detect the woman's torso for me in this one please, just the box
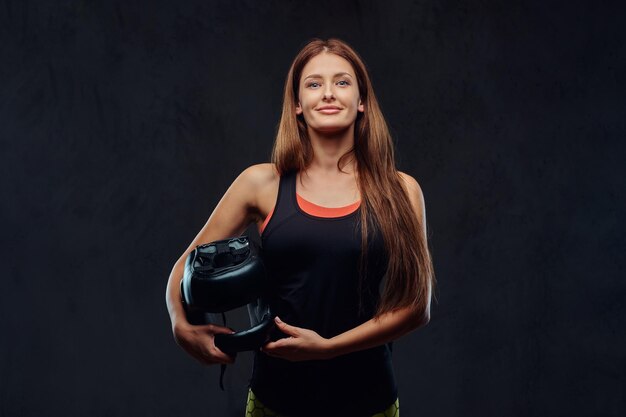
[247,165,398,417]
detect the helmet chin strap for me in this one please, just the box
[219,311,229,391]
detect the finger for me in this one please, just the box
[260,344,277,354]
[264,340,283,350]
[204,323,237,335]
[213,346,236,364]
[274,317,299,336]
[261,347,276,357]
[190,347,224,366]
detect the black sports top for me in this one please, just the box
[248,169,398,417]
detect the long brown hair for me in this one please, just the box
[270,38,435,323]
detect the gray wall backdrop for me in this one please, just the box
[1,1,624,416]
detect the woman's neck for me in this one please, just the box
[306,127,356,174]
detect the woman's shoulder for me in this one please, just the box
[240,163,280,187]
[397,170,422,194]
[239,163,280,220]
[396,170,426,225]
[397,170,425,207]
[239,163,280,206]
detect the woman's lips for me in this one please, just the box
[318,108,341,114]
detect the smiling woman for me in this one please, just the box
[294,54,364,135]
[165,37,435,417]
[241,38,434,417]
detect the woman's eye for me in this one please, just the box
[306,80,350,88]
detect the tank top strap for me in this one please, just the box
[261,170,297,240]
[281,169,297,209]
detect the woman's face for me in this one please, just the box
[296,52,364,133]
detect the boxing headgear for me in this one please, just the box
[180,235,275,390]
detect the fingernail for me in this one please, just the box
[275,316,282,322]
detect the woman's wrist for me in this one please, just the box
[170,309,190,332]
[323,338,338,359]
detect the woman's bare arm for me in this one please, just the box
[164,164,274,364]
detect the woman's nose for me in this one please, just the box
[323,85,334,100]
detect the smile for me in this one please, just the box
[318,108,342,114]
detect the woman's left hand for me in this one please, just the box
[260,316,333,361]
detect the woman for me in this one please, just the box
[165,38,435,417]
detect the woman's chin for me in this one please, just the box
[309,122,353,134]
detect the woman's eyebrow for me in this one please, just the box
[303,72,353,80]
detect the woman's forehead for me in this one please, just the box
[301,53,355,79]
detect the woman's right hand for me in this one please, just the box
[172,319,237,366]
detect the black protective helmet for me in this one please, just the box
[180,235,275,390]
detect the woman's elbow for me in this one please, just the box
[410,309,430,330]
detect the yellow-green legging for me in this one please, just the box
[245,388,399,417]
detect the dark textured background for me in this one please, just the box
[1,1,624,416]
